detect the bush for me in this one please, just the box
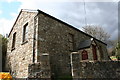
[116,56,120,60]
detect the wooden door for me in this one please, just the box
[92,45,98,60]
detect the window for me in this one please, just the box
[92,44,98,60]
[68,33,74,51]
[23,23,28,43]
[12,32,16,50]
[82,50,88,60]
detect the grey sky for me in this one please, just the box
[0,1,118,41]
[49,2,118,41]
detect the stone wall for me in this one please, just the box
[7,10,37,78]
[72,61,120,79]
[28,53,51,79]
[37,12,109,78]
[28,60,120,79]
[28,57,51,79]
[7,10,110,79]
[28,63,51,79]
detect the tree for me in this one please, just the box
[0,34,8,71]
[115,41,120,60]
[82,25,110,42]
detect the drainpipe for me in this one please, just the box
[33,10,40,63]
[70,53,73,77]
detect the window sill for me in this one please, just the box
[11,47,15,52]
[21,41,28,45]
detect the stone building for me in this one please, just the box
[6,9,110,79]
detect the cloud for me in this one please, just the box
[1,0,118,41]
[0,13,17,35]
[7,0,15,3]
[0,10,2,14]
[55,2,118,40]
[10,12,17,18]
[0,18,14,35]
[1,0,15,3]
[16,0,120,3]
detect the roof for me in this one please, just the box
[36,9,107,45]
[78,39,92,50]
[8,9,107,45]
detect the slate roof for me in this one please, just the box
[78,39,92,50]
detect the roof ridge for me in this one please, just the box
[22,9,38,12]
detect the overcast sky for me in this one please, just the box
[0,0,119,40]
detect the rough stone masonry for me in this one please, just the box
[6,9,117,79]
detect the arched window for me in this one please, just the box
[82,50,88,60]
[92,44,98,60]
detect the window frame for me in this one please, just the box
[92,44,98,60]
[68,33,74,51]
[82,50,88,60]
[11,32,16,51]
[22,22,28,44]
